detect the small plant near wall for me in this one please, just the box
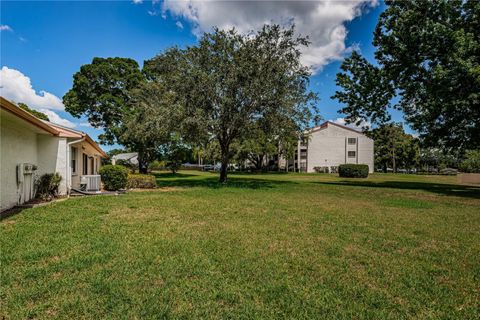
[99,165,129,191]
[338,164,369,178]
[36,173,62,201]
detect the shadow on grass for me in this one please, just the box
[314,180,480,199]
[154,172,198,179]
[153,172,295,190]
[0,207,26,221]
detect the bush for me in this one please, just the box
[459,150,480,173]
[167,161,181,173]
[36,173,62,200]
[149,160,166,171]
[127,174,157,189]
[338,164,369,178]
[99,165,128,190]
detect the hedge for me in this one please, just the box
[127,174,157,189]
[338,164,369,178]
[99,165,129,190]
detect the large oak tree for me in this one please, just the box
[63,57,156,173]
[145,25,318,182]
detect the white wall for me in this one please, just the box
[306,124,374,173]
[37,135,68,195]
[1,114,39,211]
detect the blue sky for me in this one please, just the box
[1,1,405,151]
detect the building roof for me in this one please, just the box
[112,152,138,161]
[309,121,367,135]
[0,96,107,157]
[46,122,107,157]
[0,96,60,135]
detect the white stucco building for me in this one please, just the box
[1,97,106,211]
[281,121,374,173]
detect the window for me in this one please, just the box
[348,151,356,158]
[348,138,356,145]
[83,154,88,175]
[71,147,77,174]
[90,157,94,175]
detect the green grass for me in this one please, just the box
[1,171,479,319]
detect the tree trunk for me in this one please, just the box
[219,142,230,183]
[138,149,149,174]
[219,159,228,183]
[392,147,396,173]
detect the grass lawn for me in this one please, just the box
[1,171,479,319]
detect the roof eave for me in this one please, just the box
[0,96,60,135]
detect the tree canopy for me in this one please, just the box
[333,0,480,151]
[63,57,145,145]
[145,25,318,182]
[366,123,419,172]
[64,26,318,179]
[17,103,49,121]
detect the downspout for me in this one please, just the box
[66,137,85,195]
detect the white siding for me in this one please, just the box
[306,124,374,173]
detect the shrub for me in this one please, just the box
[127,174,157,189]
[167,161,181,174]
[338,164,369,178]
[99,165,128,190]
[149,160,166,171]
[36,173,62,200]
[459,150,480,173]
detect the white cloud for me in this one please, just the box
[40,109,76,128]
[79,122,92,128]
[0,25,12,32]
[161,0,378,72]
[175,21,184,29]
[132,0,143,4]
[0,66,64,110]
[332,117,371,130]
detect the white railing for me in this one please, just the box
[81,175,101,191]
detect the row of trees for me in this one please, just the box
[64,25,318,182]
[366,123,472,173]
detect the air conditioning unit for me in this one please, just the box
[23,163,37,174]
[17,163,38,185]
